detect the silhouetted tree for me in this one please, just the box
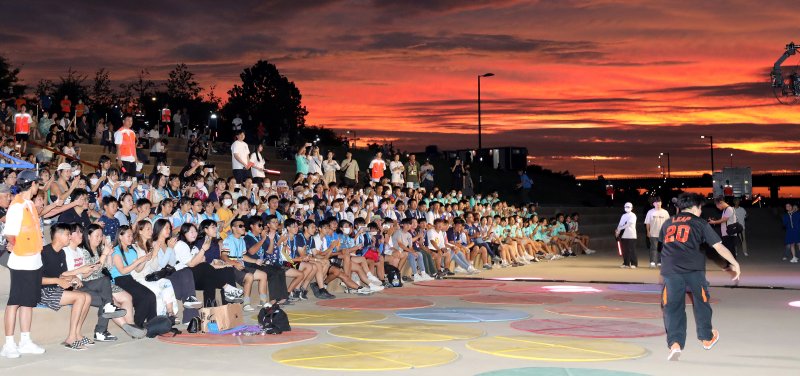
[167,63,201,102]
[225,60,308,143]
[0,55,25,100]
[90,68,114,107]
[53,67,88,103]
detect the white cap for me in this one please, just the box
[57,162,72,171]
[624,202,633,209]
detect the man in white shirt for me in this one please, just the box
[644,197,670,268]
[230,130,253,183]
[709,197,738,269]
[733,198,748,256]
[615,202,638,268]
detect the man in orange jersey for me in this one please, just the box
[13,104,32,153]
[659,193,740,361]
[2,170,46,358]
[115,115,139,178]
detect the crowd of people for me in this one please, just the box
[0,118,596,357]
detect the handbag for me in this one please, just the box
[726,210,743,235]
[145,264,176,282]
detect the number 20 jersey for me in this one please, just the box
[658,212,722,275]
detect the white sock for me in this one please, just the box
[20,332,30,343]
[5,336,14,346]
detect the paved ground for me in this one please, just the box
[1,245,798,376]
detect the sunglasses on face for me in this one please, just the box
[235,224,246,228]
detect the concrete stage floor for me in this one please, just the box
[1,248,798,376]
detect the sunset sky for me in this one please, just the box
[4,0,800,178]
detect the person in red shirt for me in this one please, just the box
[14,96,26,110]
[60,95,72,116]
[13,104,32,153]
[161,104,171,135]
[115,115,139,178]
[75,99,86,118]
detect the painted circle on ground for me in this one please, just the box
[253,310,386,326]
[607,284,663,293]
[545,305,662,319]
[397,307,529,323]
[328,323,484,342]
[384,286,480,296]
[605,293,717,305]
[510,318,664,338]
[414,279,506,288]
[466,335,648,362]
[461,294,571,305]
[496,284,602,294]
[272,341,458,371]
[316,297,434,310]
[476,367,650,376]
[157,327,317,347]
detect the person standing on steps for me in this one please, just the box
[732,199,748,257]
[615,202,638,268]
[644,196,670,268]
[660,193,740,361]
[115,115,139,179]
[2,170,47,359]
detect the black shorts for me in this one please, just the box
[15,133,28,142]
[329,255,344,269]
[121,161,137,178]
[7,268,43,307]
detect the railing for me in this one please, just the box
[0,126,99,170]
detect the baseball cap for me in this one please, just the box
[57,162,72,171]
[276,180,288,188]
[17,169,41,188]
[624,202,633,209]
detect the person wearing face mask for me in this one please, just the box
[217,194,234,239]
[615,202,638,268]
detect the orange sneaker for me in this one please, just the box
[667,342,682,361]
[702,329,719,350]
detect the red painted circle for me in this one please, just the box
[383,287,480,296]
[414,280,505,288]
[317,297,434,310]
[461,294,571,305]
[605,293,717,305]
[546,305,662,319]
[511,318,664,338]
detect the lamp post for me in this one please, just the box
[478,73,494,151]
[660,152,671,178]
[591,157,596,178]
[700,135,714,174]
[346,130,357,149]
[730,153,733,168]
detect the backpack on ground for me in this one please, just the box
[145,315,180,338]
[384,263,402,287]
[258,304,291,334]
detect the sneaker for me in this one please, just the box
[183,296,203,309]
[243,304,255,312]
[287,294,300,303]
[650,262,656,268]
[17,340,45,355]
[620,265,630,269]
[630,265,637,269]
[454,266,467,274]
[444,268,455,276]
[101,303,127,319]
[300,288,309,300]
[667,343,682,361]
[584,249,596,255]
[657,263,662,267]
[791,257,799,263]
[1,343,20,359]
[94,331,119,342]
[356,286,373,295]
[702,329,720,350]
[309,282,321,297]
[367,274,382,285]
[122,324,147,339]
[467,267,480,275]
[224,291,244,303]
[422,273,435,281]
[483,263,492,270]
[413,274,422,282]
[401,275,413,282]
[319,288,336,299]
[782,257,789,261]
[368,283,385,292]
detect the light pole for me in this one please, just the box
[660,152,671,178]
[730,153,733,168]
[591,157,596,178]
[346,130,357,149]
[478,73,494,151]
[700,135,714,174]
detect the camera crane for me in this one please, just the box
[771,42,800,104]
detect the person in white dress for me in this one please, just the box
[322,151,340,185]
[308,146,323,176]
[249,143,267,185]
[389,154,405,186]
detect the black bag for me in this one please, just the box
[145,315,180,338]
[145,264,176,282]
[726,211,743,235]
[384,263,402,287]
[187,316,201,334]
[258,304,291,334]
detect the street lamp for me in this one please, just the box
[730,153,734,167]
[478,73,494,151]
[700,135,714,174]
[660,152,671,178]
[346,130,357,149]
